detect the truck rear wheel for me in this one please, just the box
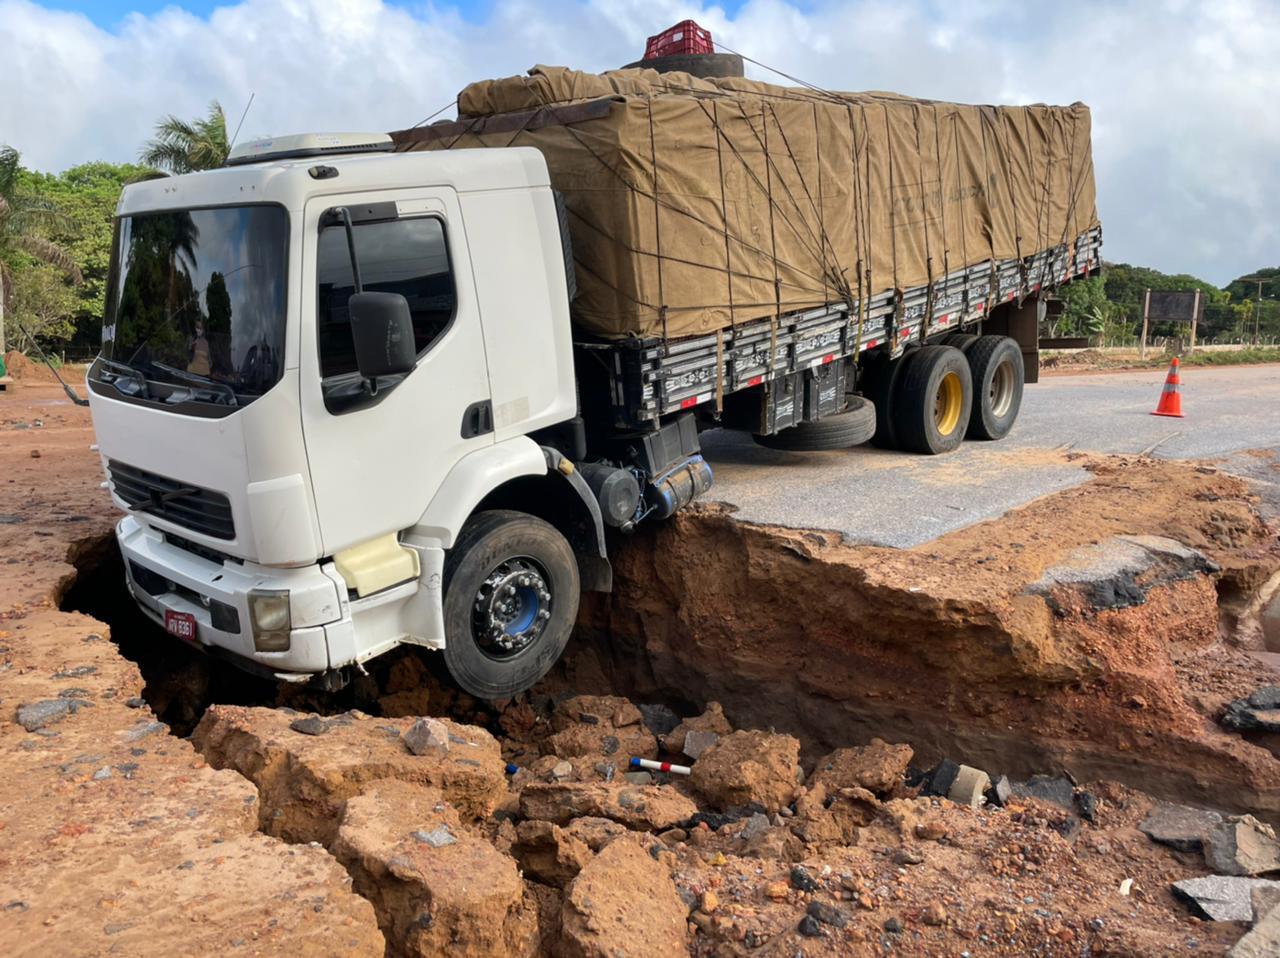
[941,332,979,352]
[442,510,579,700]
[753,396,876,451]
[859,353,906,449]
[966,335,1024,440]
[894,345,973,455]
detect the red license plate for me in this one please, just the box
[164,610,198,643]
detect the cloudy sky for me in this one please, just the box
[3,0,1277,284]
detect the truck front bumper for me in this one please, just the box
[116,515,402,680]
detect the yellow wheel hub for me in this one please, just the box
[934,371,963,435]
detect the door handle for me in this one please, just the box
[461,400,494,438]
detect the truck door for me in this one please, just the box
[299,190,492,554]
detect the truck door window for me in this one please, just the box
[316,216,456,380]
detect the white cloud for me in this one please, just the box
[2,0,1277,283]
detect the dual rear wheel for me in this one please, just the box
[869,335,1024,454]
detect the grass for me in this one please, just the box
[1175,346,1280,367]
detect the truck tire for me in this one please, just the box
[893,345,973,455]
[966,335,1024,440]
[941,332,978,352]
[859,353,906,449]
[442,510,579,700]
[753,396,876,451]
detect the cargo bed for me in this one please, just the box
[582,226,1101,430]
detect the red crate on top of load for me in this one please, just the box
[643,20,714,59]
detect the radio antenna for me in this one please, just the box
[229,92,256,152]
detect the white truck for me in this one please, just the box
[87,126,1099,699]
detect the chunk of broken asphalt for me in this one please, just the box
[1222,687,1280,733]
[923,759,960,797]
[1076,791,1098,823]
[807,901,848,927]
[1172,875,1280,921]
[1139,802,1223,852]
[790,865,818,892]
[988,775,1013,808]
[16,699,92,731]
[1010,775,1076,810]
[638,703,681,738]
[797,914,823,937]
[289,716,330,736]
[412,826,456,848]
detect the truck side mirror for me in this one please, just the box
[349,291,416,380]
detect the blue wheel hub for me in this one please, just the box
[472,557,552,659]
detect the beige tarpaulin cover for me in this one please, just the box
[393,66,1098,341]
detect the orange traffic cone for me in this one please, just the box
[1151,357,1184,418]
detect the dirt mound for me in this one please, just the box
[2,349,58,383]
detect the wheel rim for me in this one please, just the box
[471,556,552,660]
[933,370,964,435]
[989,357,1016,418]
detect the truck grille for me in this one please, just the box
[108,460,235,540]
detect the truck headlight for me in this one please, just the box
[248,589,291,652]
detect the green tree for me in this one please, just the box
[1055,275,1110,338]
[139,101,230,175]
[9,264,77,347]
[0,145,81,354]
[18,160,151,351]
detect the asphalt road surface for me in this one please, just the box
[699,363,1280,547]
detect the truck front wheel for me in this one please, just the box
[442,510,580,699]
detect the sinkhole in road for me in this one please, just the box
[58,535,485,736]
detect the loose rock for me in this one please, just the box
[193,706,506,845]
[512,819,593,888]
[402,716,450,757]
[1205,815,1280,877]
[661,702,734,756]
[519,782,697,832]
[333,779,535,957]
[809,739,913,797]
[690,730,802,814]
[1230,904,1280,958]
[563,816,628,851]
[547,695,657,761]
[560,837,686,958]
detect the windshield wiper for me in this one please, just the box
[150,362,239,406]
[96,356,150,398]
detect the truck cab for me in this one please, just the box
[89,134,622,698]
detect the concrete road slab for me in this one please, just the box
[700,363,1280,547]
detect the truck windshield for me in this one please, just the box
[95,205,288,408]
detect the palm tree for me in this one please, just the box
[0,146,82,355]
[139,101,230,176]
